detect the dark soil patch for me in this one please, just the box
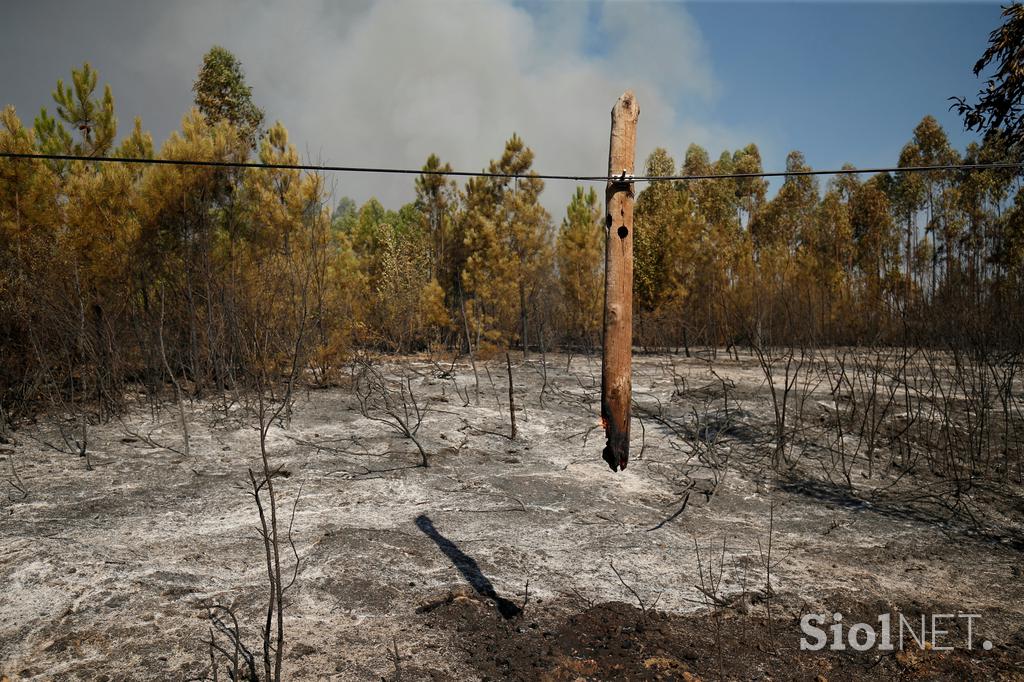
[417,590,1024,681]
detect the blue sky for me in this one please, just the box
[1,1,1009,209]
[566,1,1004,177]
[685,1,1001,173]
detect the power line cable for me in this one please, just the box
[653,161,1024,182]
[0,151,600,181]
[1,151,1022,182]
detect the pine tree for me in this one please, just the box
[415,154,456,285]
[34,62,117,159]
[634,148,678,316]
[461,134,552,352]
[136,109,250,386]
[22,64,133,402]
[556,186,603,347]
[414,155,459,336]
[0,107,60,407]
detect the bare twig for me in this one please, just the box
[506,353,517,440]
[609,560,660,626]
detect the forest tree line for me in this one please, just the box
[1,46,1023,421]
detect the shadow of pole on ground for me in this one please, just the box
[415,514,521,619]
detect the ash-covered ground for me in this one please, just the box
[1,352,1022,680]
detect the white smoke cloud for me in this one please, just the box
[4,0,761,215]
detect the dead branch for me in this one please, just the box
[505,353,517,440]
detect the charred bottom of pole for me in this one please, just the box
[602,431,629,472]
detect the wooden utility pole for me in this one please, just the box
[602,90,638,472]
